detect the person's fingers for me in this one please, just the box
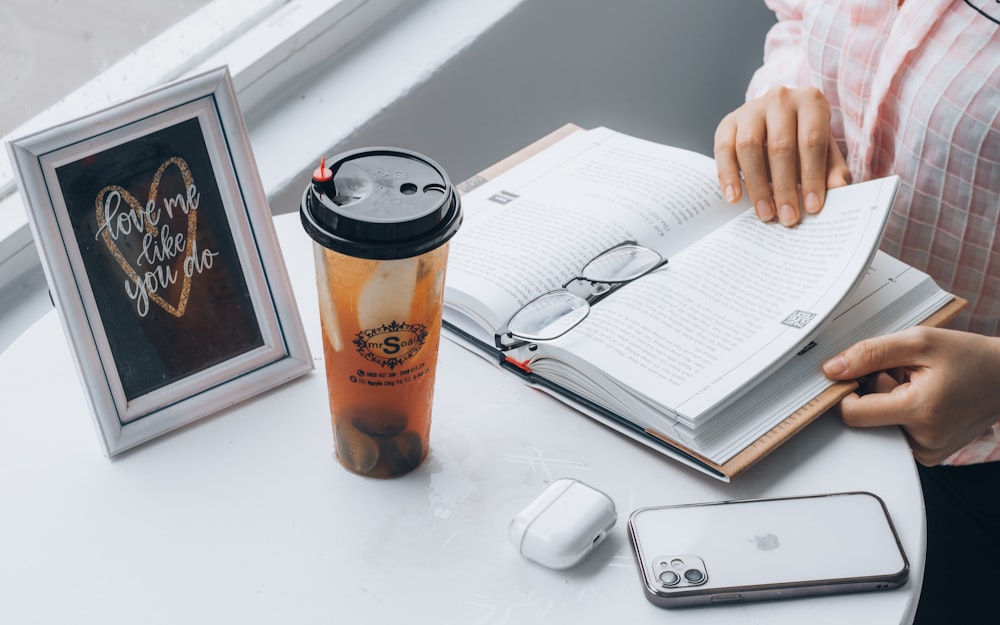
[719,87,843,223]
[826,135,852,189]
[837,383,918,429]
[841,375,957,466]
[822,330,931,381]
[764,94,802,226]
[869,370,902,394]
[714,114,744,205]
[733,108,775,222]
[796,96,831,215]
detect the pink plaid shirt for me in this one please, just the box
[747,0,1000,464]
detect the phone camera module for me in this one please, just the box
[652,554,708,589]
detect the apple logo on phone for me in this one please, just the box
[751,534,780,551]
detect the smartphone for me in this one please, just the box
[627,491,909,607]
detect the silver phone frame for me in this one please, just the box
[626,491,910,608]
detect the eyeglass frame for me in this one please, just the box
[494,241,668,351]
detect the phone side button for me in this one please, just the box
[710,594,742,603]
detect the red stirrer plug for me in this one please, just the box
[313,156,333,183]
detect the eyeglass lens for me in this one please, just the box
[506,244,663,341]
[507,290,589,341]
[581,244,662,282]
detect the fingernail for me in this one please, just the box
[822,355,848,377]
[778,204,797,225]
[725,185,738,204]
[805,192,821,214]
[756,199,775,221]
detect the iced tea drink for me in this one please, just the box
[300,148,462,478]
[314,245,449,476]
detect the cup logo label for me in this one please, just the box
[354,320,428,369]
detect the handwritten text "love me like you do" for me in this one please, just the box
[95,157,220,318]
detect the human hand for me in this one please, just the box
[822,327,1000,466]
[714,86,852,226]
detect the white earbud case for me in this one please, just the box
[509,478,617,569]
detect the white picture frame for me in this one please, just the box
[6,67,312,456]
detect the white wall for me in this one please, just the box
[330,0,775,188]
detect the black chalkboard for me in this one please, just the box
[56,117,264,401]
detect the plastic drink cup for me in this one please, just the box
[300,148,462,478]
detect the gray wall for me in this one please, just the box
[336,0,776,184]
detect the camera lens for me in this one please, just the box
[658,570,681,586]
[684,568,705,584]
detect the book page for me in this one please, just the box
[536,177,898,424]
[445,128,748,334]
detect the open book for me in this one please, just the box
[444,126,963,480]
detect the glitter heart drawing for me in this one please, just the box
[50,113,273,402]
[94,156,220,318]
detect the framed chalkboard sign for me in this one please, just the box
[6,67,312,456]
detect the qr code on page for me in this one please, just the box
[783,310,816,329]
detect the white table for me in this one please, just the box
[0,213,923,624]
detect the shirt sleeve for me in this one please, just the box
[745,0,815,101]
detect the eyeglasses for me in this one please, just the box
[494,241,667,351]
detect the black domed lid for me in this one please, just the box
[300,147,462,260]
